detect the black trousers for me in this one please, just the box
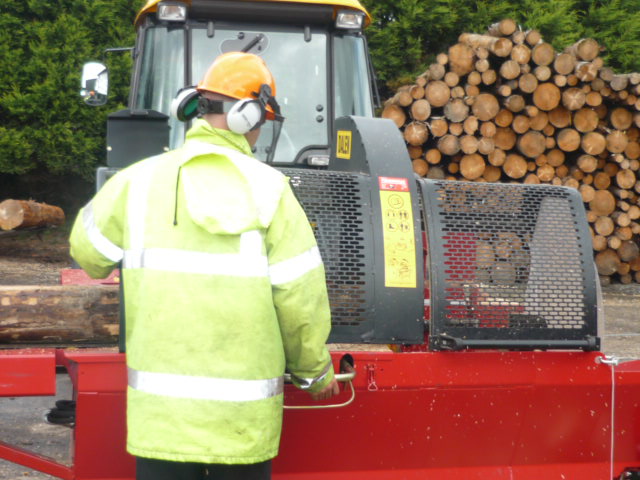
[136,457,272,480]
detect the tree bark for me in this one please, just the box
[0,285,119,345]
[0,200,65,231]
[459,33,513,57]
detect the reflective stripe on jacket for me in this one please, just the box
[69,120,334,464]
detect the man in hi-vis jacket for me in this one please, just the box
[70,52,338,480]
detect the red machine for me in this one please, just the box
[2,1,640,478]
[1,347,640,479]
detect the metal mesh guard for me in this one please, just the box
[422,180,597,350]
[282,169,370,328]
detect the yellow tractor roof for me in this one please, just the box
[136,0,371,27]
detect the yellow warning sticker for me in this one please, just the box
[379,177,417,288]
[336,130,352,159]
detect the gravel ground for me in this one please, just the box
[600,283,640,360]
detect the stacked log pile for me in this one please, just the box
[382,19,640,284]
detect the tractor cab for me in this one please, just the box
[82,0,376,167]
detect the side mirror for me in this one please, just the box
[80,62,109,106]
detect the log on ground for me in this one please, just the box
[0,285,120,345]
[0,200,65,231]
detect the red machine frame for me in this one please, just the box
[1,347,639,479]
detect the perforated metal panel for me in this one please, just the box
[420,180,599,351]
[276,116,425,345]
[281,169,374,334]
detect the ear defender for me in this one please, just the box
[226,99,266,134]
[171,87,200,122]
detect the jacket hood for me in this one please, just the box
[176,120,285,235]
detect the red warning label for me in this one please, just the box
[379,176,409,192]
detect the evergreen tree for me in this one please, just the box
[360,0,640,97]
[0,0,142,181]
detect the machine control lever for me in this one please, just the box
[283,369,356,410]
[283,371,356,384]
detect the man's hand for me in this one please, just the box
[309,378,340,401]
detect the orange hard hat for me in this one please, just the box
[197,52,278,120]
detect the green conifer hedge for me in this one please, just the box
[361,0,640,97]
[0,0,142,193]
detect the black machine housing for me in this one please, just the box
[101,112,600,350]
[298,116,600,349]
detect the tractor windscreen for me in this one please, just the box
[133,24,373,164]
[192,27,327,164]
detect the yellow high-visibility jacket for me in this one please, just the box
[70,119,334,464]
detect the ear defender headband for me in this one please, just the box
[171,84,284,136]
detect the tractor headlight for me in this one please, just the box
[308,154,330,166]
[157,1,188,22]
[335,10,364,30]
